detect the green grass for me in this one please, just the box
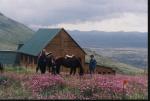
[41,84,70,97]
[4,66,35,74]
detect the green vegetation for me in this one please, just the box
[89,48,147,69]
[4,66,35,74]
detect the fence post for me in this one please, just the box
[122,80,128,100]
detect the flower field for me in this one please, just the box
[0,68,148,100]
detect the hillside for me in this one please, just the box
[89,48,147,68]
[0,12,34,50]
[84,48,145,75]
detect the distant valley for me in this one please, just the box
[69,30,148,69]
[87,48,147,69]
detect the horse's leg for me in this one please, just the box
[56,66,58,74]
[70,67,73,75]
[38,62,43,74]
[73,67,76,75]
[56,65,60,74]
[40,62,46,74]
[52,66,55,75]
[40,64,44,74]
[40,66,44,74]
[42,66,46,74]
[54,65,56,75]
[43,64,46,74]
[36,63,40,73]
[48,66,51,73]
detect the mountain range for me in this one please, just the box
[68,30,147,48]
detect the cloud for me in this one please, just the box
[30,13,147,32]
[0,0,147,32]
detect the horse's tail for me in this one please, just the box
[77,57,84,75]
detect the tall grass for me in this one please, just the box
[4,66,35,74]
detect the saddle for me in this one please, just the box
[65,54,75,59]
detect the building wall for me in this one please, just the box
[0,51,19,66]
[95,66,116,75]
[20,53,37,68]
[85,64,115,75]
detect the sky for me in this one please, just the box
[0,0,148,32]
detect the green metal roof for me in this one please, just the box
[18,28,61,56]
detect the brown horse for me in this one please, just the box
[55,56,84,76]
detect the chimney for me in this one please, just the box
[17,41,24,50]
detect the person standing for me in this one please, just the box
[89,55,97,77]
[36,49,47,73]
[46,52,53,73]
